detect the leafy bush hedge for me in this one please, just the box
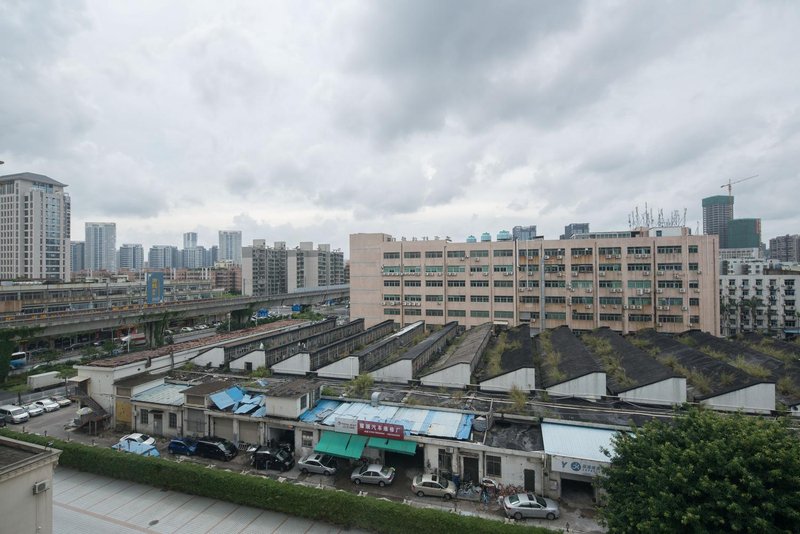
[1,429,549,534]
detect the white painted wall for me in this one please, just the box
[619,377,687,406]
[269,396,304,419]
[191,347,225,367]
[370,359,412,383]
[270,352,310,375]
[420,364,470,389]
[701,383,775,413]
[317,356,360,379]
[547,372,607,400]
[479,368,536,393]
[230,349,263,371]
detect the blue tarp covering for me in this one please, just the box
[210,386,247,410]
[299,400,474,440]
[252,406,267,417]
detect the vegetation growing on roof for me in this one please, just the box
[698,346,725,360]
[776,376,800,398]
[508,385,528,414]
[536,330,566,384]
[729,356,770,380]
[483,332,521,377]
[346,373,374,398]
[581,334,633,388]
[676,335,697,347]
[660,355,711,395]
[742,338,793,363]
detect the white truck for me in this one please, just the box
[27,371,62,391]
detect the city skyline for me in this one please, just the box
[1,2,799,254]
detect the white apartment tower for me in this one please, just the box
[219,230,242,265]
[287,242,345,291]
[85,222,117,272]
[183,232,198,250]
[0,172,71,281]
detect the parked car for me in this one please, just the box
[50,395,72,407]
[251,446,294,472]
[179,327,193,333]
[297,454,337,476]
[167,437,197,456]
[411,474,456,499]
[164,329,174,336]
[33,398,60,412]
[119,433,156,446]
[0,404,30,424]
[21,403,45,417]
[351,464,395,487]
[195,437,238,461]
[112,441,160,457]
[501,493,560,521]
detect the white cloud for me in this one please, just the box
[0,0,798,256]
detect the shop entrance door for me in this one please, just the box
[524,469,536,492]
[462,456,479,484]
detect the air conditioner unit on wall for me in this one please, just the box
[32,481,49,495]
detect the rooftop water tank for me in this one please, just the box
[480,232,491,242]
[466,235,477,243]
[497,230,512,241]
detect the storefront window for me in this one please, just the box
[140,409,148,424]
[301,430,313,448]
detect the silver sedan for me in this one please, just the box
[350,464,395,487]
[501,492,560,521]
[297,454,338,476]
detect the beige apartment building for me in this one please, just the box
[350,229,720,335]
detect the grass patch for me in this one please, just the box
[581,334,633,388]
[777,376,800,397]
[698,346,726,360]
[658,355,711,395]
[483,332,521,377]
[729,356,771,380]
[537,331,566,384]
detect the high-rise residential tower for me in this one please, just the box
[242,240,287,296]
[702,195,734,249]
[769,235,800,263]
[183,232,197,250]
[219,230,242,265]
[119,243,144,271]
[148,245,179,269]
[70,241,85,273]
[85,222,117,272]
[512,226,538,241]
[0,172,71,281]
[560,223,590,240]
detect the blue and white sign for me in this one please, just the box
[257,308,269,319]
[551,455,607,477]
[146,272,164,304]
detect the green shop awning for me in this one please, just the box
[314,431,368,460]
[367,436,418,455]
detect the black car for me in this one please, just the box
[251,446,295,471]
[195,437,238,461]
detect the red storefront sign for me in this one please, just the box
[357,420,405,440]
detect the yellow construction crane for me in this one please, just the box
[721,174,759,200]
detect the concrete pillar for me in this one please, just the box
[143,321,158,347]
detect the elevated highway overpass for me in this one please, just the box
[3,285,349,344]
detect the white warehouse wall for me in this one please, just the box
[480,368,536,393]
[618,377,687,406]
[701,383,775,413]
[547,372,607,400]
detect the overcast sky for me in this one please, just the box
[1,1,798,255]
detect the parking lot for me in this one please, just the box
[9,402,604,533]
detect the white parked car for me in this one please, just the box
[33,398,60,412]
[179,327,193,333]
[50,395,72,407]
[120,433,156,446]
[22,403,45,417]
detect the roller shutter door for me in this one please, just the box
[213,417,234,441]
[239,421,260,444]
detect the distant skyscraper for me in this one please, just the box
[560,223,590,240]
[0,172,71,281]
[119,243,144,271]
[85,222,117,272]
[183,232,197,250]
[206,245,219,267]
[769,234,800,262]
[183,246,206,269]
[727,218,761,249]
[148,245,179,269]
[512,225,537,240]
[70,241,85,273]
[219,230,242,265]
[702,195,734,249]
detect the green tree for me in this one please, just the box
[347,373,374,398]
[598,409,800,533]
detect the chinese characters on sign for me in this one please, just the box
[357,420,405,440]
[551,455,607,477]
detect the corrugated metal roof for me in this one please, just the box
[300,400,474,440]
[541,422,618,462]
[131,383,189,406]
